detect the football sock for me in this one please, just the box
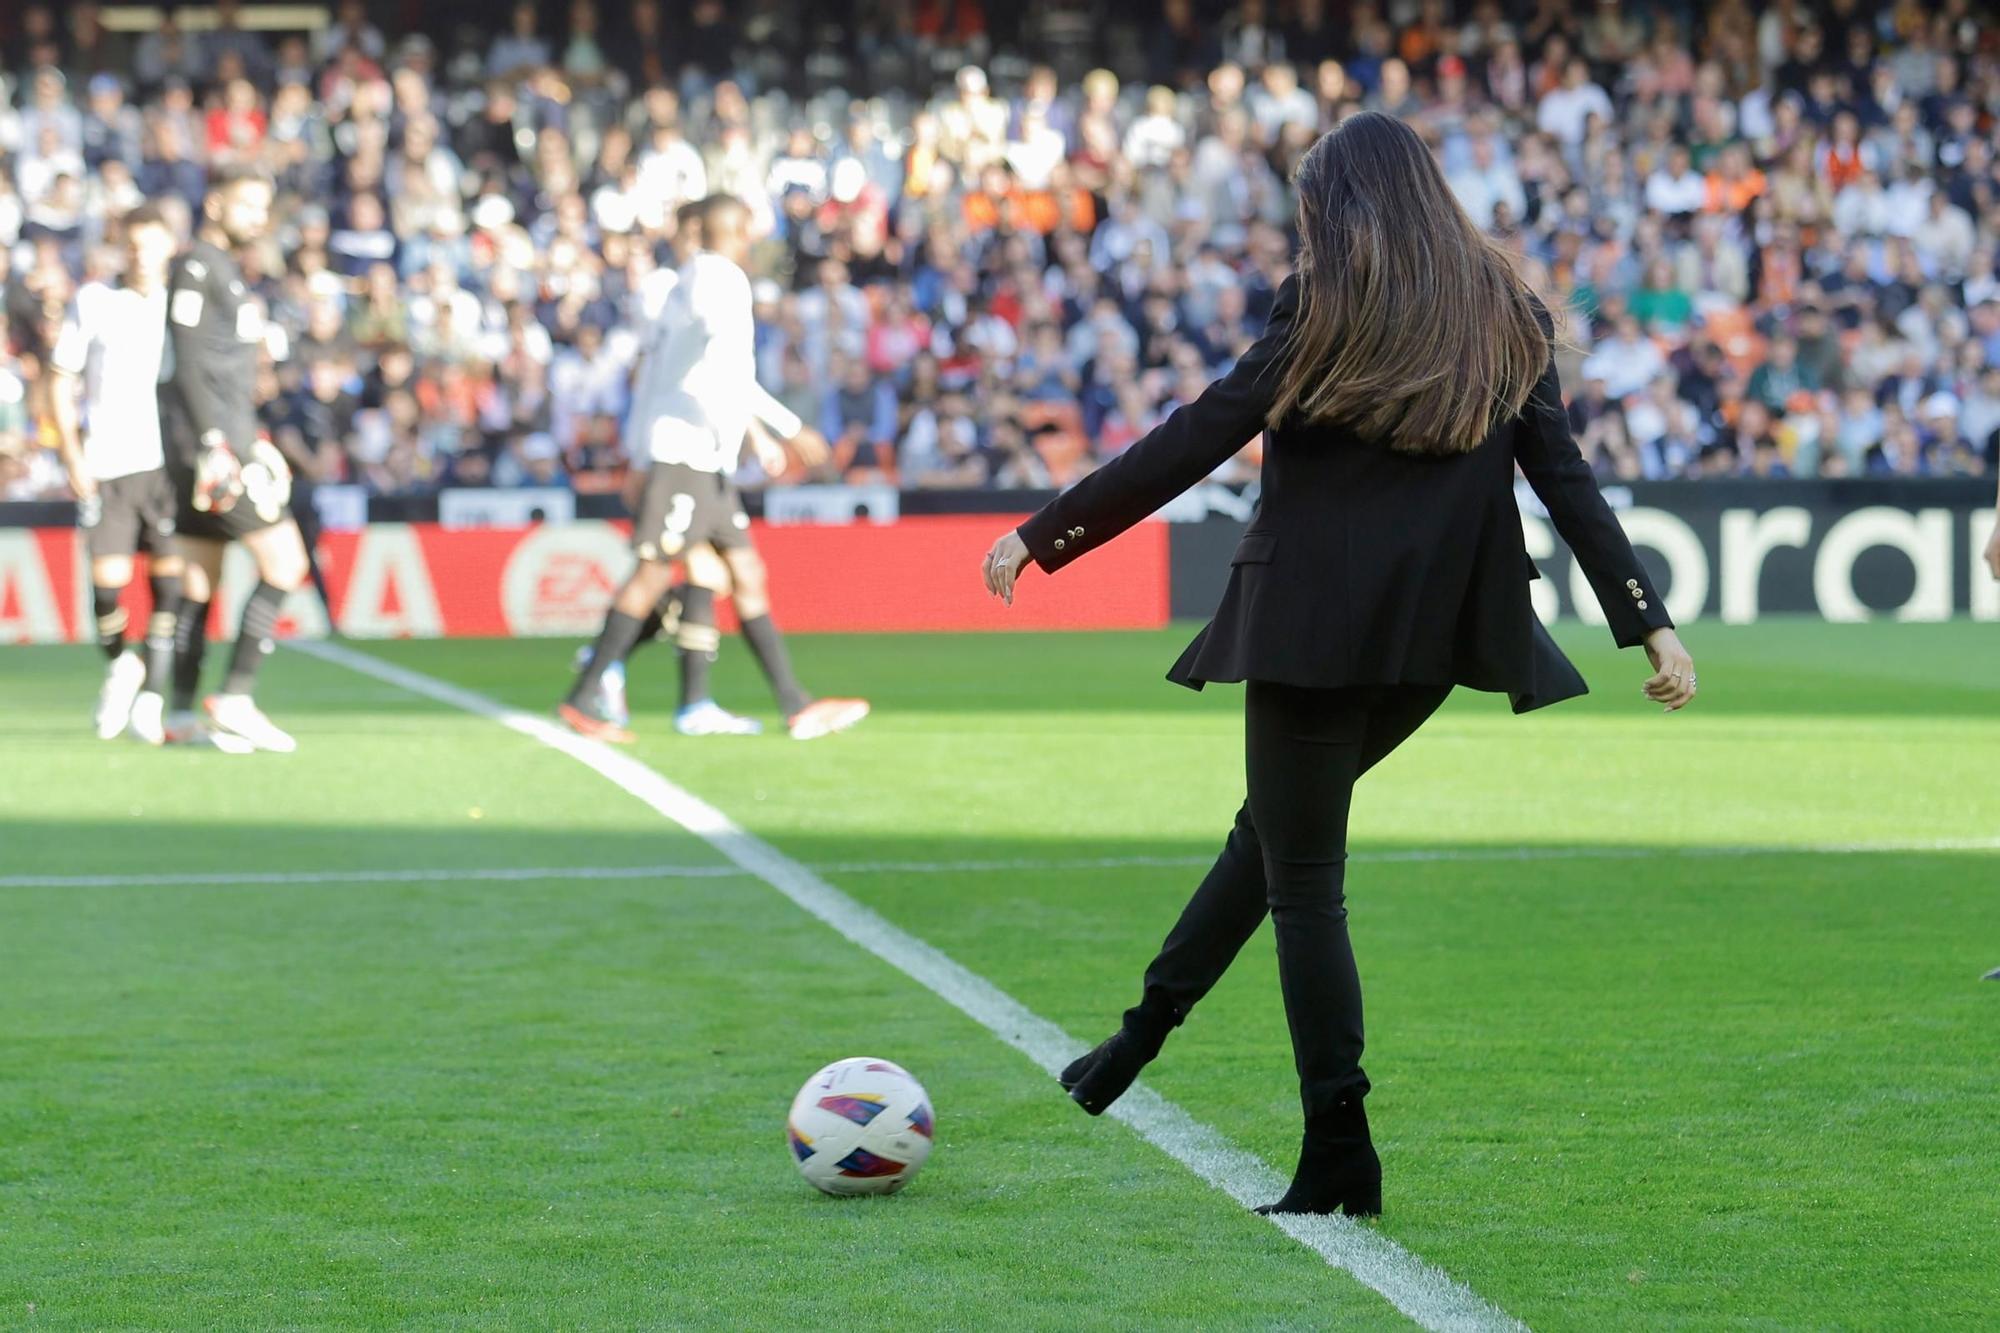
[93,585,129,662]
[740,613,811,717]
[569,609,645,707]
[676,586,719,710]
[627,587,682,661]
[143,571,183,696]
[222,580,287,697]
[172,598,210,711]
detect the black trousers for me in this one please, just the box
[1138,681,1451,1117]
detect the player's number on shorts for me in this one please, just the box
[665,493,696,538]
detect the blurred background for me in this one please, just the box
[0,0,1994,640]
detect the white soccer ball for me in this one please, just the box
[786,1056,935,1196]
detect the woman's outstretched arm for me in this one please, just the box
[983,275,1300,600]
[1513,347,1697,710]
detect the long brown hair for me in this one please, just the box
[1266,112,1549,455]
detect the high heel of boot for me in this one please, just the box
[1255,1096,1383,1218]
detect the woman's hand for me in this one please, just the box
[982,529,1032,606]
[1642,627,1697,713]
[1983,511,2000,581]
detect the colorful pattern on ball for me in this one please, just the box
[834,1148,908,1178]
[817,1094,887,1126]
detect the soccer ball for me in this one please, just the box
[786,1057,935,1196]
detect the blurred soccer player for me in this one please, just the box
[49,203,183,744]
[574,201,829,732]
[561,194,866,742]
[158,167,310,753]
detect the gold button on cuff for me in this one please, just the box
[1626,578,1640,588]
[1053,538,1066,550]
[1637,600,1649,609]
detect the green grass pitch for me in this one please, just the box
[2,620,1996,1329]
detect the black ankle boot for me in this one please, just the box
[1058,992,1182,1116]
[1255,1095,1382,1218]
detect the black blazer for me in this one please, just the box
[1018,276,1673,712]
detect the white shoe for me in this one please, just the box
[94,652,146,739]
[786,697,871,741]
[204,693,297,753]
[674,700,764,736]
[127,691,166,746]
[164,709,256,754]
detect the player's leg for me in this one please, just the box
[90,552,136,666]
[290,481,334,619]
[126,472,184,744]
[722,543,869,741]
[721,546,808,716]
[200,517,309,752]
[83,476,148,738]
[166,535,229,745]
[631,585,683,660]
[670,544,760,736]
[568,580,684,729]
[88,552,147,738]
[561,556,675,741]
[564,462,702,739]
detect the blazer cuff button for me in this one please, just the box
[1053,538,1066,550]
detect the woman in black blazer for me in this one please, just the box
[981,113,1698,1218]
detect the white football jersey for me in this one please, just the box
[630,252,800,473]
[50,283,170,480]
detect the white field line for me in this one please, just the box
[14,837,1997,892]
[0,864,744,890]
[293,638,1525,1333]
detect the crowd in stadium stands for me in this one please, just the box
[1,0,1997,502]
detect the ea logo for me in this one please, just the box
[500,523,631,636]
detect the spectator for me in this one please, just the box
[329,192,397,277]
[1537,58,1612,149]
[1630,259,1693,335]
[901,391,988,488]
[487,1,549,80]
[79,74,142,171]
[1582,315,1666,402]
[1747,336,1817,413]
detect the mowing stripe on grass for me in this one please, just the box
[17,836,1995,892]
[296,638,1525,1333]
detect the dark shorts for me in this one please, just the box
[79,468,177,563]
[168,440,294,543]
[631,462,751,563]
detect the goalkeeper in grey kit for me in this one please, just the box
[157,166,311,753]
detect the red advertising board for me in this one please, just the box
[0,516,1170,643]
